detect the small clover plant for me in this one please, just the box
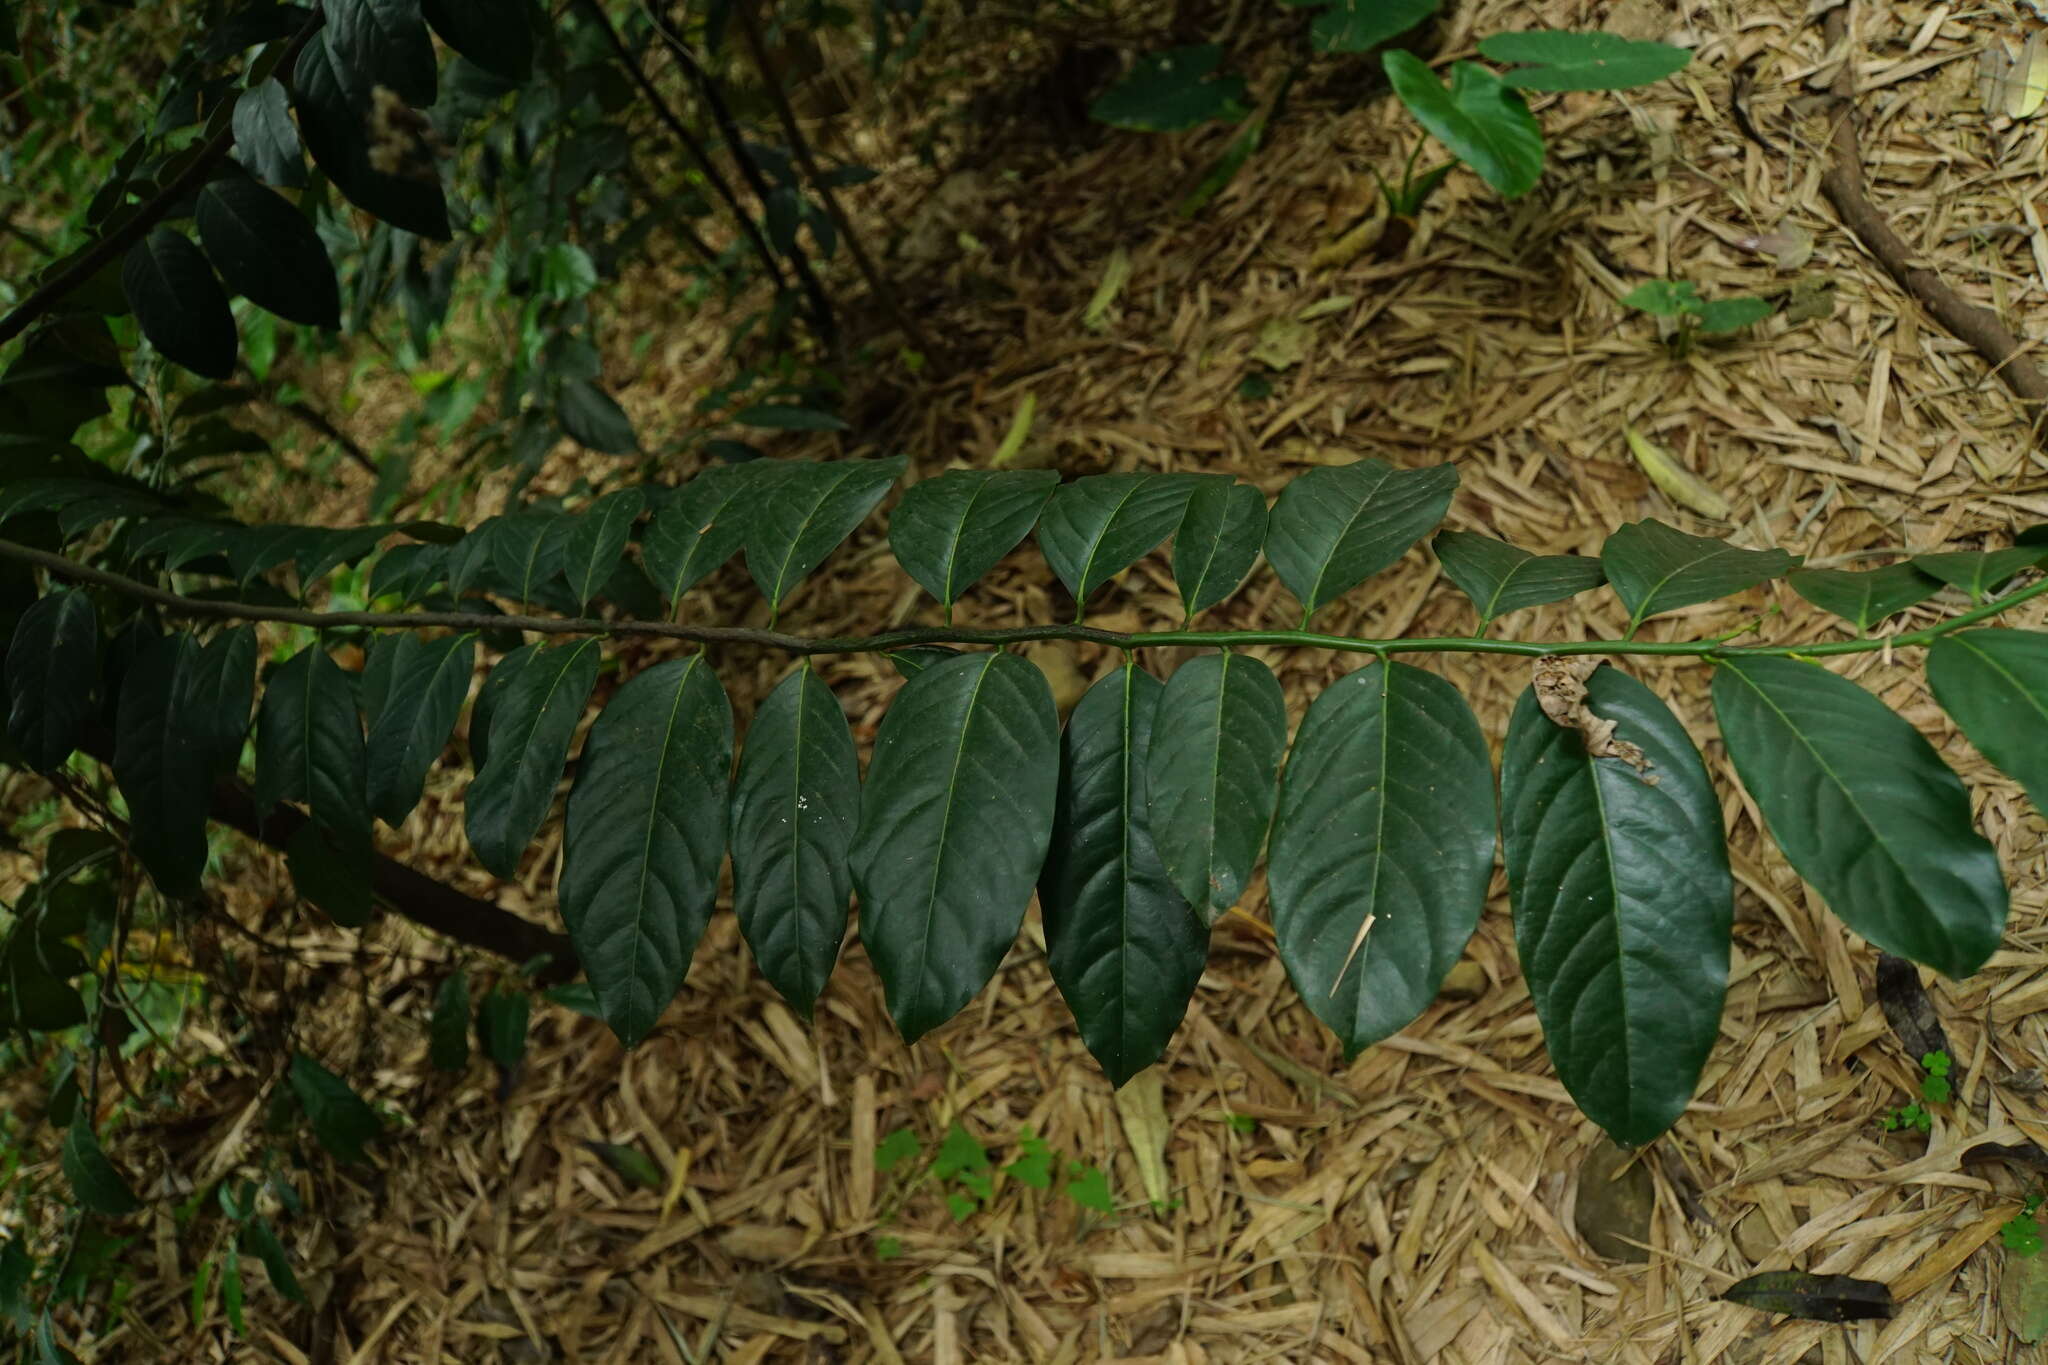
[1623,280,1775,355]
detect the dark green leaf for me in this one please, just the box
[0,928,87,1032]
[1720,1271,1893,1322]
[560,489,643,607]
[366,632,476,825]
[733,403,847,431]
[1307,0,1438,53]
[422,0,532,79]
[286,1053,382,1163]
[292,35,450,239]
[1037,472,1199,609]
[560,655,731,1045]
[195,175,339,328]
[1712,656,2005,978]
[1433,529,1606,626]
[1476,31,1692,91]
[1600,519,1796,630]
[112,633,210,897]
[296,525,390,585]
[732,667,859,1018]
[583,1140,663,1189]
[1693,296,1773,334]
[230,79,306,188]
[643,464,761,603]
[1501,667,1731,1144]
[851,651,1059,1041]
[1927,629,2048,811]
[1144,652,1285,924]
[1263,458,1457,621]
[430,968,470,1070]
[322,0,436,106]
[181,627,257,776]
[478,988,528,1072]
[744,457,907,608]
[1041,663,1207,1085]
[467,641,535,769]
[0,1240,30,1332]
[486,510,566,607]
[1172,479,1266,618]
[368,542,447,603]
[1912,546,2048,602]
[1090,45,1248,131]
[253,644,370,842]
[888,468,1059,606]
[5,590,98,770]
[556,378,638,454]
[1382,53,1544,198]
[1788,564,1941,633]
[468,639,601,878]
[128,517,242,572]
[61,1117,139,1216]
[122,229,236,380]
[885,646,960,679]
[225,524,315,585]
[285,820,372,926]
[1269,660,1495,1059]
[240,1219,304,1303]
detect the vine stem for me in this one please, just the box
[8,537,2045,660]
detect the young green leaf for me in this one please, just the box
[477,987,529,1075]
[1693,296,1773,335]
[1172,478,1266,618]
[1476,31,1692,91]
[1621,279,1696,317]
[1264,458,1458,621]
[556,378,638,455]
[560,488,644,608]
[1501,667,1732,1145]
[195,176,341,328]
[1927,629,2048,811]
[253,644,370,843]
[240,1219,304,1303]
[1269,660,1495,1058]
[230,79,306,188]
[1037,472,1199,610]
[732,667,859,1018]
[292,36,450,239]
[745,457,908,608]
[1303,0,1439,54]
[365,633,476,826]
[286,1053,382,1163]
[422,0,535,80]
[467,641,536,770]
[1600,519,1796,630]
[1090,45,1248,131]
[285,821,372,927]
[5,590,97,770]
[61,1116,139,1216]
[1144,651,1286,924]
[322,0,437,108]
[122,228,236,380]
[430,968,470,1071]
[1382,53,1544,199]
[643,464,762,604]
[1041,663,1208,1085]
[467,638,601,878]
[888,468,1059,606]
[560,655,731,1045]
[1912,546,2048,602]
[851,651,1059,1041]
[1789,564,1941,633]
[1712,656,2006,978]
[583,1140,664,1190]
[1433,530,1606,627]
[112,633,211,897]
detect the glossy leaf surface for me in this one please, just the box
[466,639,600,878]
[1144,651,1285,923]
[253,644,370,842]
[1434,529,1605,626]
[5,590,97,770]
[1173,478,1266,618]
[1601,519,1796,629]
[1037,472,1198,609]
[1788,564,1940,633]
[744,457,907,608]
[1927,629,2048,811]
[365,632,476,826]
[889,468,1058,605]
[560,488,643,608]
[1264,458,1457,620]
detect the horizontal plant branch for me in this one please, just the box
[8,536,2046,661]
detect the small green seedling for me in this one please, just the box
[1881,1051,1953,1133]
[2005,1195,2045,1258]
[867,1123,1121,1253]
[1622,280,1774,356]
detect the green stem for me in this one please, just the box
[7,537,2044,662]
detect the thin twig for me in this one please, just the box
[8,534,2045,662]
[573,0,796,305]
[729,0,932,358]
[1818,5,2048,444]
[0,17,326,349]
[643,0,837,347]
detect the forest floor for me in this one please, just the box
[78,0,2048,1360]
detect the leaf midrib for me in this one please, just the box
[768,466,864,606]
[1301,464,1393,612]
[908,654,998,1029]
[624,658,698,1032]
